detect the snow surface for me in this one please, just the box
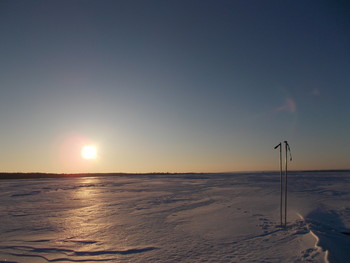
[0,171,349,262]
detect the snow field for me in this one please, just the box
[0,171,349,262]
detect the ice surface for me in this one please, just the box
[0,171,349,262]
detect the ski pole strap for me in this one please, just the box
[287,143,292,161]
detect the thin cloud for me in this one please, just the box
[276,98,296,113]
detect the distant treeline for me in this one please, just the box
[0,172,197,180]
[1,170,348,180]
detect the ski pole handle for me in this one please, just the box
[274,143,281,149]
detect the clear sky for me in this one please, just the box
[1,0,349,173]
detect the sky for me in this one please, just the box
[1,0,349,173]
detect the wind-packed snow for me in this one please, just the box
[0,171,349,262]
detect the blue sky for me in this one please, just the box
[1,0,349,173]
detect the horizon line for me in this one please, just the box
[1,168,349,178]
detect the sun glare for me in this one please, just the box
[81,145,97,160]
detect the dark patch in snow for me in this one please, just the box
[63,239,98,245]
[28,239,51,243]
[73,247,158,256]
[11,191,41,197]
[1,246,158,262]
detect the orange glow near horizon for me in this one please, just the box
[57,134,99,172]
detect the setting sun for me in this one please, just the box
[81,145,97,160]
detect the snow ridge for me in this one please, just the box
[297,212,329,263]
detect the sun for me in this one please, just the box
[81,145,97,160]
